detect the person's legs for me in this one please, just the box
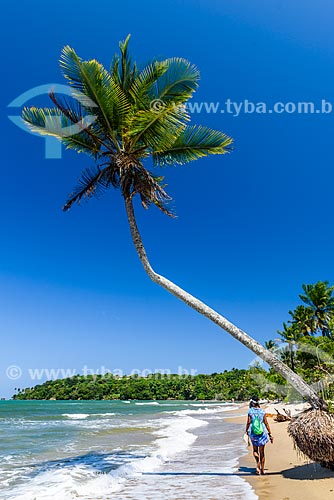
[252,445,260,474]
[259,445,265,474]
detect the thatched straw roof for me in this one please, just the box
[288,409,334,464]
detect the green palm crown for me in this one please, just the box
[22,35,233,216]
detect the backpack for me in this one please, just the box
[250,409,264,435]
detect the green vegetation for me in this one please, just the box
[13,368,277,401]
[13,281,334,402]
[264,281,334,402]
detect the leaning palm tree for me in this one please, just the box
[22,37,326,417]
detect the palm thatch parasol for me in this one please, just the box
[288,409,334,466]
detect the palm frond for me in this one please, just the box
[22,103,102,157]
[60,135,100,157]
[110,53,120,86]
[155,58,200,103]
[152,125,233,166]
[119,34,138,92]
[127,102,189,151]
[129,60,169,106]
[63,164,114,211]
[59,46,130,142]
[48,91,110,153]
[22,105,90,139]
[22,106,64,135]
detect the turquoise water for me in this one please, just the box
[0,400,257,499]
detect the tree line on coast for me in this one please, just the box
[13,281,334,402]
[13,369,264,401]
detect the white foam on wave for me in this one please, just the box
[150,403,190,407]
[62,414,90,420]
[5,464,126,500]
[4,413,207,500]
[152,415,208,459]
[134,402,160,406]
[189,402,235,407]
[62,413,116,421]
[167,405,236,416]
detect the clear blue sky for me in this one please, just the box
[1,0,334,397]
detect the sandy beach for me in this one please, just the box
[229,404,334,500]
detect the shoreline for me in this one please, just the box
[228,404,334,500]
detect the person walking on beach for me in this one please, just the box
[245,396,273,475]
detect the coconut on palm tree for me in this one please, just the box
[22,35,331,461]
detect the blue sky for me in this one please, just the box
[1,0,334,397]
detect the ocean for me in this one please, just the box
[0,400,257,499]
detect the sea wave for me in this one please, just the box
[4,412,207,499]
[189,402,235,407]
[62,414,90,419]
[62,413,116,420]
[134,402,160,406]
[166,405,236,416]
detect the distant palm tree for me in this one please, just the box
[299,282,334,338]
[276,323,302,372]
[22,36,324,409]
[264,339,278,353]
[289,305,316,336]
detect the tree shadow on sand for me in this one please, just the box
[281,463,334,480]
[143,467,281,477]
[144,464,334,480]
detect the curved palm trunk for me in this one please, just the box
[124,197,327,410]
